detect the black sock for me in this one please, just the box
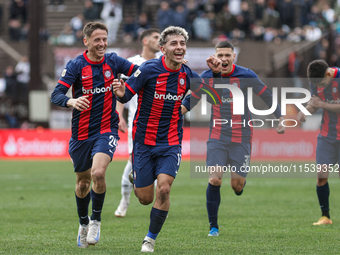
[147,207,168,240]
[316,182,330,218]
[90,189,106,221]
[75,192,90,225]
[206,183,220,230]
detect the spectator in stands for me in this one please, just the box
[228,0,241,16]
[15,56,30,103]
[236,1,251,37]
[4,65,18,103]
[277,0,295,29]
[305,22,322,41]
[101,0,123,44]
[255,0,266,22]
[92,0,105,19]
[156,1,174,31]
[169,0,182,10]
[215,4,237,38]
[135,12,151,38]
[185,0,199,39]
[193,11,213,41]
[251,23,265,40]
[288,51,304,95]
[321,3,335,24]
[122,15,137,43]
[58,23,76,46]
[262,0,280,29]
[83,0,98,22]
[307,4,323,27]
[300,0,314,27]
[8,0,27,41]
[173,5,188,30]
[48,0,65,12]
[39,27,50,41]
[70,14,84,42]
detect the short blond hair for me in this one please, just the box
[159,26,189,46]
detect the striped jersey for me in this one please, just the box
[51,50,138,140]
[310,67,340,140]
[117,55,201,146]
[188,64,282,144]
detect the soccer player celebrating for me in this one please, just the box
[113,26,222,252]
[114,28,161,218]
[298,59,340,225]
[51,22,138,248]
[182,40,285,237]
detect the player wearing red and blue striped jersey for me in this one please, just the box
[182,41,285,237]
[298,60,340,226]
[51,22,138,248]
[113,26,222,252]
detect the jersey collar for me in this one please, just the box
[83,50,105,64]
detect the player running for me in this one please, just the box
[298,59,340,225]
[113,26,222,252]
[51,21,138,248]
[114,28,161,218]
[182,40,285,237]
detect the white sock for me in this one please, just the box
[121,160,133,204]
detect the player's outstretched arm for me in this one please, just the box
[276,116,285,134]
[67,96,90,112]
[297,104,316,122]
[112,78,126,98]
[206,55,222,74]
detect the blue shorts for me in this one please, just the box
[206,140,251,177]
[69,132,119,172]
[132,142,181,188]
[316,136,340,165]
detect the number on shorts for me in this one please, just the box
[109,135,118,148]
[177,153,182,166]
[243,155,250,168]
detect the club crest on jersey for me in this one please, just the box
[104,70,112,79]
[134,69,141,77]
[179,78,185,86]
[61,69,66,77]
[333,87,337,93]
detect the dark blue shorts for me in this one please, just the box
[206,140,251,177]
[132,142,181,188]
[316,136,340,165]
[69,132,119,172]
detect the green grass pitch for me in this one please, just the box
[1,160,340,254]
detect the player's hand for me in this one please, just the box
[181,105,188,115]
[182,59,189,64]
[112,79,125,98]
[206,55,222,74]
[276,116,285,134]
[118,117,127,133]
[67,96,90,111]
[309,95,324,109]
[297,111,306,122]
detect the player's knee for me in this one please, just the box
[138,196,153,205]
[230,179,244,193]
[209,178,222,186]
[77,179,90,195]
[157,185,171,203]
[91,168,105,182]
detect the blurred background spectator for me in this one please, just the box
[83,0,98,22]
[15,55,30,103]
[101,0,122,44]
